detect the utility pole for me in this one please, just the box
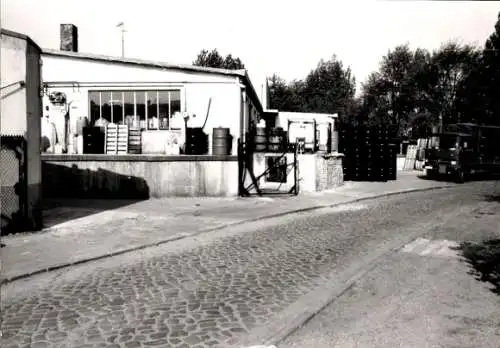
[117,22,126,57]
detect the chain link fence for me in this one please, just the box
[1,136,27,233]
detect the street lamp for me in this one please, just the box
[117,22,126,57]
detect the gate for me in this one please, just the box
[1,135,28,233]
[238,130,299,197]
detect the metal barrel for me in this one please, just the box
[212,127,231,155]
[254,127,267,152]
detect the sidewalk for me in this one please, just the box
[0,172,454,284]
[279,238,500,348]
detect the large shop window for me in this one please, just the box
[88,90,181,130]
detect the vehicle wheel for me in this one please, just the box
[455,169,466,184]
[426,170,437,180]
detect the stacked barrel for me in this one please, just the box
[253,127,288,153]
[339,125,398,181]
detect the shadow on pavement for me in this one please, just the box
[41,162,151,229]
[42,198,145,229]
[484,194,500,203]
[417,172,500,183]
[457,239,500,296]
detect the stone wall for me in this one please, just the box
[315,153,344,191]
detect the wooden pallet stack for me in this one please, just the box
[339,125,397,182]
[128,127,142,154]
[105,124,128,154]
[403,145,418,171]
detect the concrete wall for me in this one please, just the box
[41,55,244,155]
[1,34,27,135]
[42,155,239,198]
[250,153,343,194]
[25,39,43,227]
[1,31,43,231]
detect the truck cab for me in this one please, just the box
[424,132,474,183]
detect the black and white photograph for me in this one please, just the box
[1,0,500,347]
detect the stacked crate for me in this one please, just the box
[339,125,398,182]
[128,127,142,154]
[105,124,128,155]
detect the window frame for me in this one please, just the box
[88,87,185,130]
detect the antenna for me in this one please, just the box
[117,22,126,57]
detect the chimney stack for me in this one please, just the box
[60,24,78,52]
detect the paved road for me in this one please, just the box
[280,185,500,348]
[1,181,499,348]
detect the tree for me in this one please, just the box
[268,56,357,120]
[193,49,245,70]
[268,74,305,112]
[456,12,500,126]
[301,56,356,119]
[427,42,480,126]
[360,44,419,135]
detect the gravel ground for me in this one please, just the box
[1,181,499,348]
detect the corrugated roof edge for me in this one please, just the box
[1,28,42,52]
[42,48,264,113]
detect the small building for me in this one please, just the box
[41,24,263,198]
[1,29,43,232]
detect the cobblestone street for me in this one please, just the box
[1,182,499,348]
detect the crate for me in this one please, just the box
[128,127,142,154]
[105,124,129,155]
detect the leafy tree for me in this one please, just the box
[193,49,245,70]
[268,74,305,112]
[427,42,480,126]
[360,42,479,135]
[359,44,418,135]
[222,54,245,70]
[456,12,500,126]
[268,56,357,123]
[481,12,500,125]
[301,56,356,118]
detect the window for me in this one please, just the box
[89,89,182,129]
[101,92,111,122]
[147,91,159,129]
[438,135,458,150]
[124,91,134,126]
[136,91,146,129]
[266,156,287,183]
[111,91,124,125]
[89,92,100,124]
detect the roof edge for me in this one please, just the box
[42,48,247,77]
[1,29,42,52]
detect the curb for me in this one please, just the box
[0,184,454,285]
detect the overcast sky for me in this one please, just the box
[2,0,499,96]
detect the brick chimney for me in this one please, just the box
[60,24,78,52]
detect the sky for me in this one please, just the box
[2,0,500,98]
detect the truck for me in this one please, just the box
[424,123,500,183]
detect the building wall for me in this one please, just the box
[25,40,43,228]
[42,155,239,198]
[1,34,27,135]
[249,153,343,194]
[1,32,43,231]
[42,55,243,154]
